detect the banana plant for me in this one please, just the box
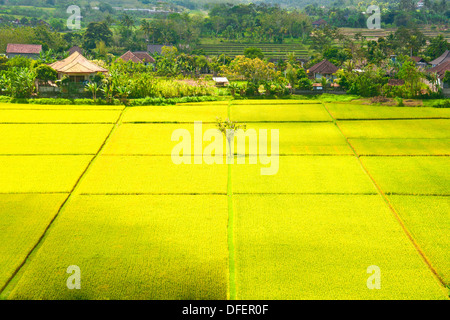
[84,81,101,100]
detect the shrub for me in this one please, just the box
[128,95,219,106]
[395,97,404,106]
[0,96,12,103]
[431,99,450,108]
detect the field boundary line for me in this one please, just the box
[227,101,237,300]
[0,154,96,156]
[122,120,333,124]
[78,192,228,196]
[0,107,128,298]
[98,153,355,157]
[355,154,450,157]
[321,102,449,295]
[0,108,123,111]
[335,117,450,121]
[0,122,117,124]
[232,192,379,195]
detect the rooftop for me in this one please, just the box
[308,59,339,75]
[427,60,450,79]
[430,50,450,66]
[49,52,108,74]
[6,43,42,54]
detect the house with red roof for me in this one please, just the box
[6,44,42,60]
[307,59,339,81]
[429,50,450,67]
[118,51,155,64]
[427,61,450,88]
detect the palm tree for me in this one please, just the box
[104,15,115,27]
[227,83,240,97]
[321,77,328,91]
[140,19,153,43]
[120,14,135,30]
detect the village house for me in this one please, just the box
[212,77,229,87]
[68,45,83,55]
[118,50,155,64]
[312,19,327,28]
[49,51,108,83]
[147,44,174,56]
[427,61,450,88]
[307,59,339,81]
[411,56,428,69]
[6,43,42,59]
[429,50,450,67]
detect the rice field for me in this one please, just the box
[197,43,309,60]
[0,100,448,300]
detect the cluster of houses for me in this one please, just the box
[5,44,161,90]
[3,42,450,94]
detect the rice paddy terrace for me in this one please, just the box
[339,27,450,42]
[197,42,310,60]
[0,100,448,300]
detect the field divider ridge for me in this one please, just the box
[321,102,449,294]
[0,106,128,298]
[227,100,237,300]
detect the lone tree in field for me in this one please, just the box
[216,117,246,159]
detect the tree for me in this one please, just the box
[320,76,328,91]
[443,70,450,87]
[0,56,8,71]
[85,81,101,100]
[397,58,424,97]
[141,19,153,42]
[104,15,115,27]
[285,64,297,93]
[215,117,246,159]
[83,22,113,50]
[95,41,108,58]
[296,68,312,90]
[5,67,36,98]
[35,64,57,82]
[98,2,114,14]
[222,56,278,84]
[120,14,135,31]
[425,34,450,60]
[244,47,264,59]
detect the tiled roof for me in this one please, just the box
[119,51,156,63]
[308,59,339,75]
[6,43,42,54]
[133,51,155,63]
[49,52,108,74]
[411,56,426,63]
[426,60,450,79]
[119,51,142,63]
[68,46,83,55]
[430,50,450,66]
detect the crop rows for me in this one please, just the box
[197,43,309,59]
[0,100,448,300]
